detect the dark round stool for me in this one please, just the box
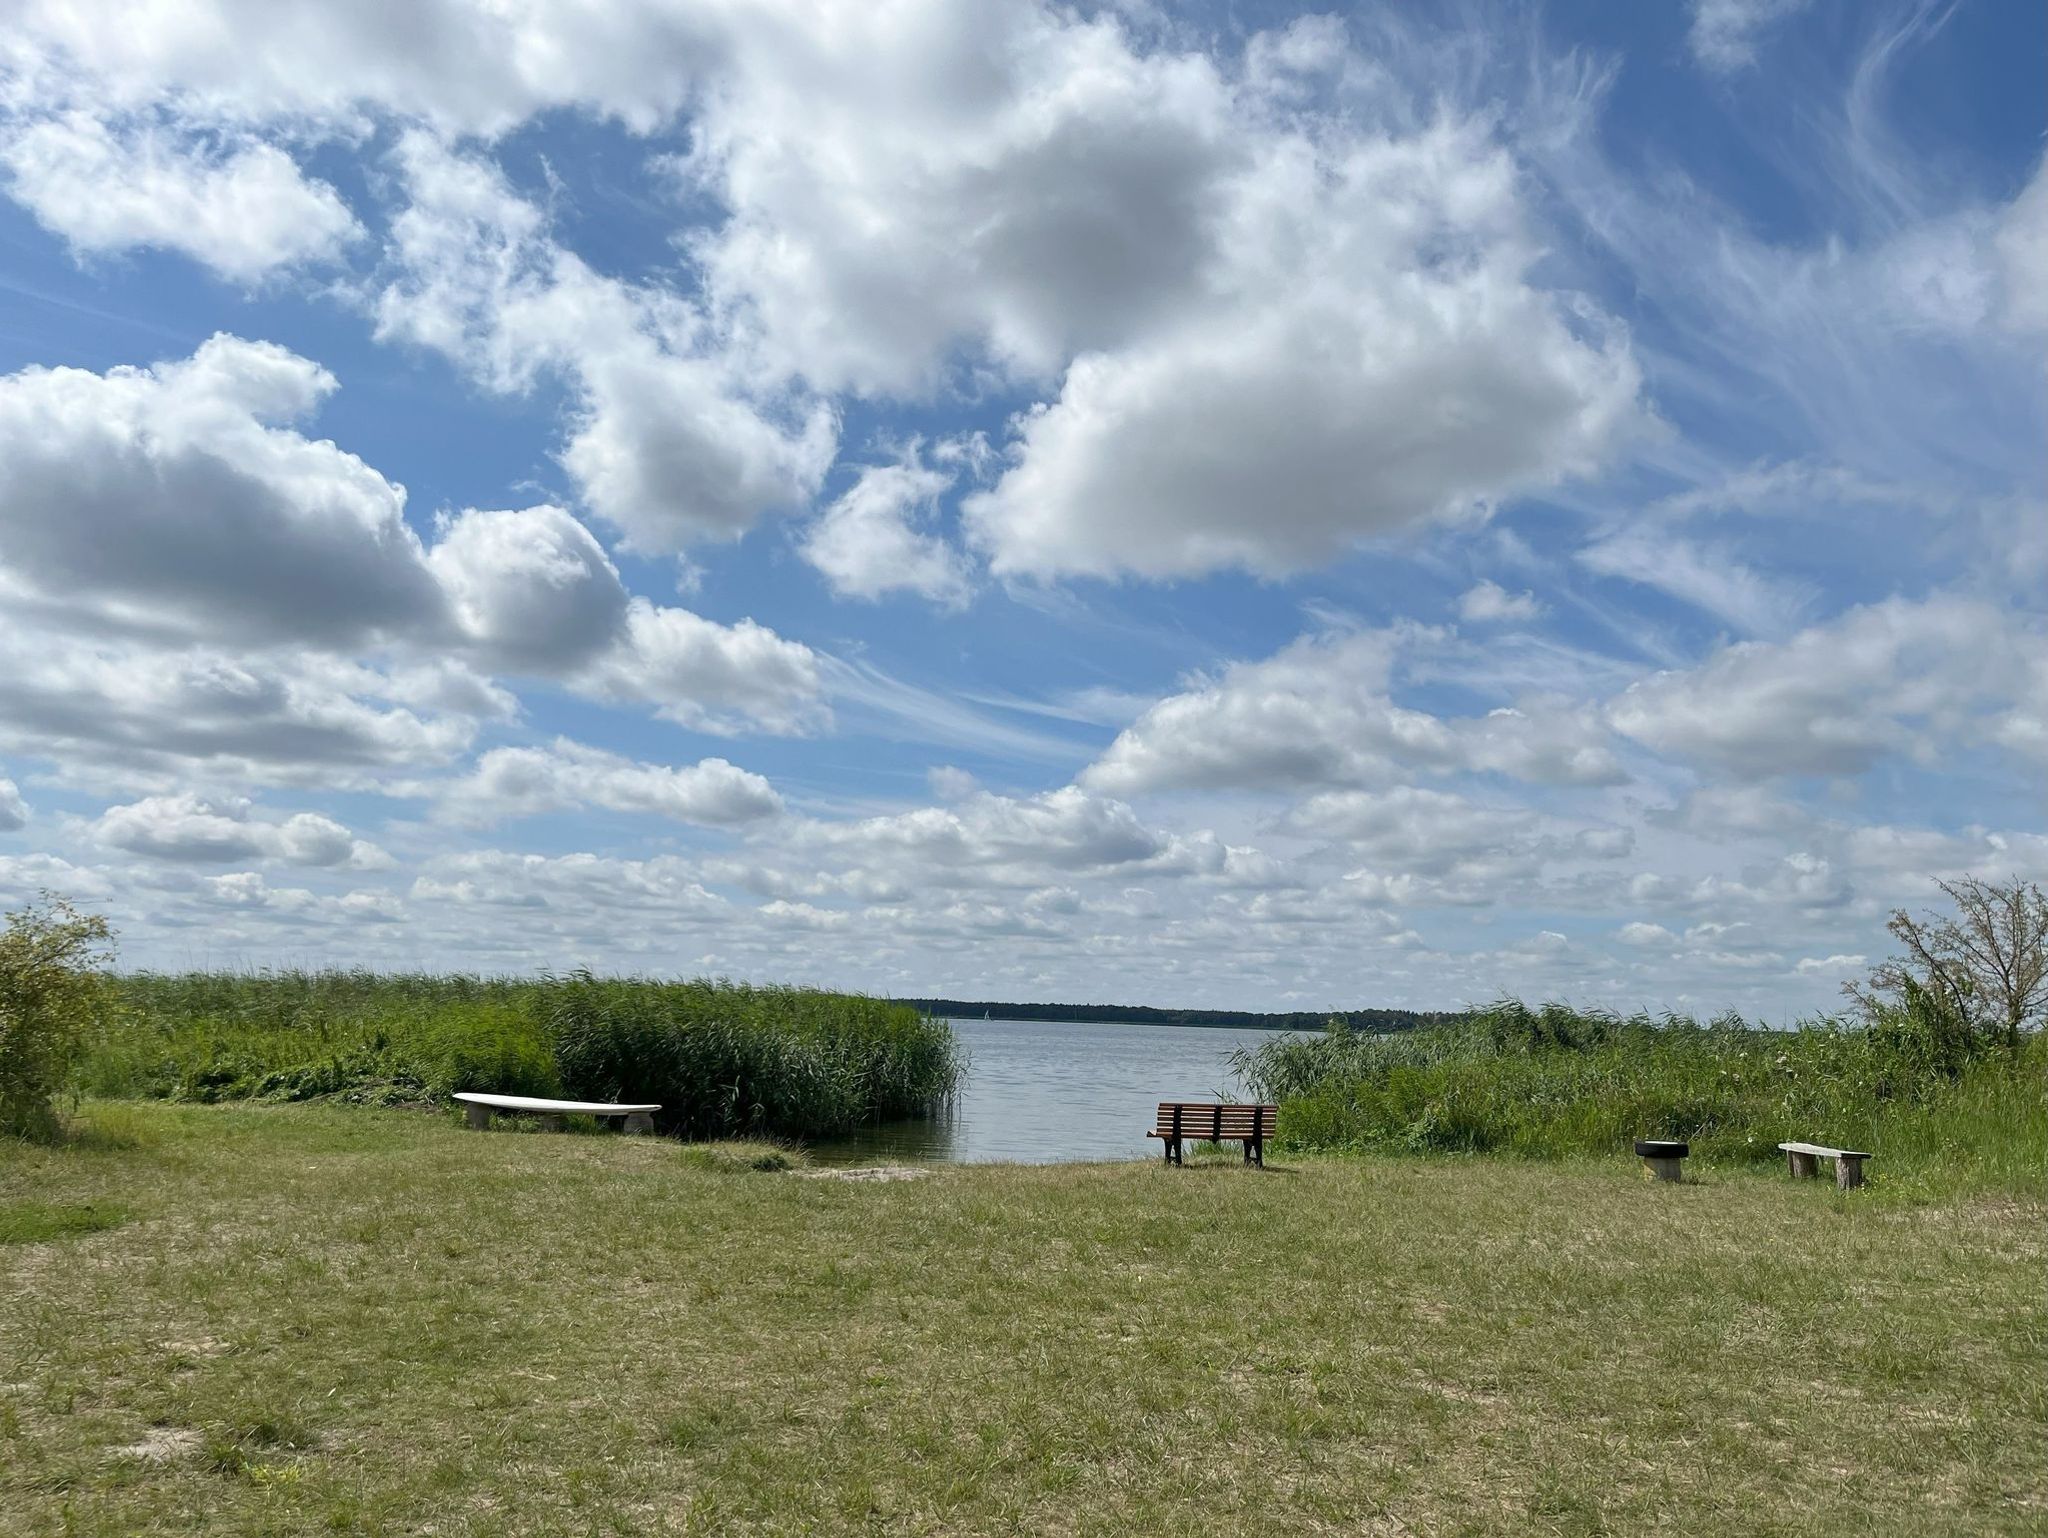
[1634,1139,1689,1182]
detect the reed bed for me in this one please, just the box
[1234,998,2047,1194]
[78,969,961,1141]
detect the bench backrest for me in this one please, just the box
[1152,1102,1277,1138]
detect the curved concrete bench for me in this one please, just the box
[453,1092,660,1135]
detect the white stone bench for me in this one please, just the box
[453,1092,660,1135]
[1779,1140,1873,1190]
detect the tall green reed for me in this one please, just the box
[82,969,961,1139]
[1233,997,2045,1192]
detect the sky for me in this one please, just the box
[0,0,2041,1015]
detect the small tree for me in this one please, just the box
[1846,876,2048,1057]
[0,894,115,1141]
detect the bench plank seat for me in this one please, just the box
[1147,1101,1277,1167]
[1778,1140,1874,1189]
[454,1092,660,1134]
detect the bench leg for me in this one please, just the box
[1835,1156,1865,1191]
[1644,1156,1683,1183]
[622,1112,653,1136]
[464,1103,492,1131]
[1787,1149,1818,1179]
[537,1114,564,1133]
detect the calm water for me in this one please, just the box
[808,1017,1300,1165]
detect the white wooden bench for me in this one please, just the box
[453,1092,659,1135]
[1779,1140,1872,1190]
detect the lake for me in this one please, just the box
[808,1016,1301,1165]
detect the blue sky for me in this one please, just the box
[0,0,2041,1013]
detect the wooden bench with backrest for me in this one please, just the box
[1779,1140,1873,1190]
[454,1092,660,1135]
[1147,1102,1277,1167]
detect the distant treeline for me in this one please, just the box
[896,999,1459,1032]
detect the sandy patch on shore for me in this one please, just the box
[796,1165,933,1183]
[114,1427,201,1462]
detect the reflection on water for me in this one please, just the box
[806,1017,1301,1165]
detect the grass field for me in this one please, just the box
[4,1102,2043,1536]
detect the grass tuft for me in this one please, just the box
[61,1103,159,1151]
[0,1200,129,1244]
[677,1139,809,1173]
[202,1405,317,1479]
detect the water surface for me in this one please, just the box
[809,1016,1299,1165]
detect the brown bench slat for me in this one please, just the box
[1148,1125,1273,1137]
[1152,1103,1275,1117]
[1149,1107,1274,1130]
[1155,1097,1261,1114]
[1149,1125,1273,1137]
[1148,1128,1275,1138]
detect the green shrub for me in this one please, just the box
[0,896,114,1141]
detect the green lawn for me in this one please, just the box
[3,1104,2043,1535]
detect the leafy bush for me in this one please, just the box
[1847,875,2047,1055]
[0,896,114,1141]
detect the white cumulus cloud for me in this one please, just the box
[436,740,784,829]
[0,111,358,280]
[92,793,387,868]
[962,117,1640,580]
[1607,593,2041,778]
[1458,581,1544,624]
[0,778,27,832]
[1083,630,1625,796]
[375,132,834,555]
[801,456,973,606]
[0,341,831,751]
